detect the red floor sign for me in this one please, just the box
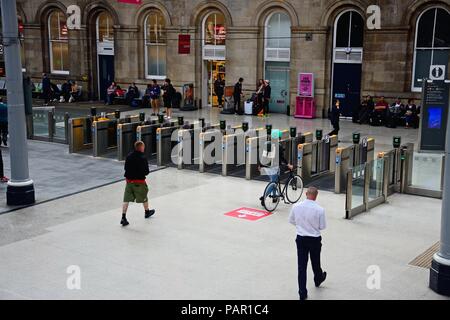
[225,207,272,221]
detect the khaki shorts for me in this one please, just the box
[123,183,149,203]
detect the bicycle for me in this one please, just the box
[260,169,304,212]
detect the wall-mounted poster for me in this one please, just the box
[298,73,314,97]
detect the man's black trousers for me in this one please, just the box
[296,235,324,298]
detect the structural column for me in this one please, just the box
[1,0,35,205]
[430,85,450,295]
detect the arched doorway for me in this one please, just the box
[96,11,115,101]
[331,10,364,117]
[412,7,450,91]
[201,11,226,108]
[264,12,291,113]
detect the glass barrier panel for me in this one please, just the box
[369,159,384,201]
[411,152,443,191]
[53,112,66,141]
[32,109,50,137]
[351,164,366,209]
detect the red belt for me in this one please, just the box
[126,179,146,185]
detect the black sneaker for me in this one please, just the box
[145,209,155,219]
[315,272,327,287]
[121,218,130,227]
[300,294,308,301]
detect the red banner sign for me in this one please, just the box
[178,34,191,54]
[117,0,142,5]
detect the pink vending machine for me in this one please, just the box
[295,73,316,119]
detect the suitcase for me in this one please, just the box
[245,101,253,115]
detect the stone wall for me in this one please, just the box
[12,0,450,113]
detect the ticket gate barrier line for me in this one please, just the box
[222,128,262,177]
[245,134,269,180]
[156,123,180,167]
[69,117,94,154]
[117,122,141,161]
[198,126,247,174]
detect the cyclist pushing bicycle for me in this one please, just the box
[258,130,304,212]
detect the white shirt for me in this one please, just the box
[289,199,326,237]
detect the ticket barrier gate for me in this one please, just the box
[222,128,266,177]
[177,123,221,171]
[297,135,339,190]
[69,117,94,154]
[199,125,242,174]
[156,119,206,167]
[93,115,141,158]
[245,130,302,181]
[117,119,156,161]
[335,138,375,193]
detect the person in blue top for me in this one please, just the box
[150,80,161,116]
[0,97,8,147]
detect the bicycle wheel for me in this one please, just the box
[286,175,304,204]
[262,182,280,212]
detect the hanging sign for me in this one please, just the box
[178,35,191,54]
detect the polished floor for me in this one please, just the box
[0,107,446,300]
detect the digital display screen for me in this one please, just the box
[428,107,443,129]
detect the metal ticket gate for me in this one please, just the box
[68,117,93,154]
[335,138,375,193]
[199,121,242,174]
[93,116,141,158]
[117,119,156,161]
[156,118,212,167]
[297,135,339,188]
[222,128,264,177]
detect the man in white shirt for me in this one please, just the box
[289,187,327,300]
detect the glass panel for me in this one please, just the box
[97,12,114,42]
[204,13,226,46]
[49,12,60,40]
[147,45,158,76]
[146,12,166,44]
[266,14,280,48]
[53,112,67,141]
[351,164,366,209]
[369,159,384,201]
[434,8,450,48]
[158,45,166,76]
[32,109,50,137]
[417,9,435,48]
[51,42,63,71]
[336,11,350,48]
[413,49,432,88]
[411,152,443,191]
[61,41,69,71]
[431,49,450,67]
[350,13,364,48]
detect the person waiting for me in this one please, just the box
[68,81,80,103]
[233,78,244,114]
[106,81,117,105]
[328,99,341,136]
[263,80,272,117]
[126,83,139,106]
[150,80,161,116]
[60,80,72,103]
[404,99,418,129]
[214,76,225,108]
[370,96,389,126]
[256,79,265,115]
[0,97,8,147]
[359,96,370,125]
[387,98,404,128]
[42,73,51,105]
[142,84,152,108]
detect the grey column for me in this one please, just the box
[1,0,35,205]
[430,80,450,296]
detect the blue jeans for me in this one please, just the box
[265,174,279,197]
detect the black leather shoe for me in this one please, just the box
[300,295,308,301]
[121,218,129,227]
[315,272,327,287]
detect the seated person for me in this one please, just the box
[50,83,61,102]
[106,81,117,105]
[387,98,404,127]
[60,80,72,103]
[404,99,418,129]
[142,84,152,107]
[126,83,139,105]
[68,81,80,103]
[371,96,389,126]
[115,86,126,98]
